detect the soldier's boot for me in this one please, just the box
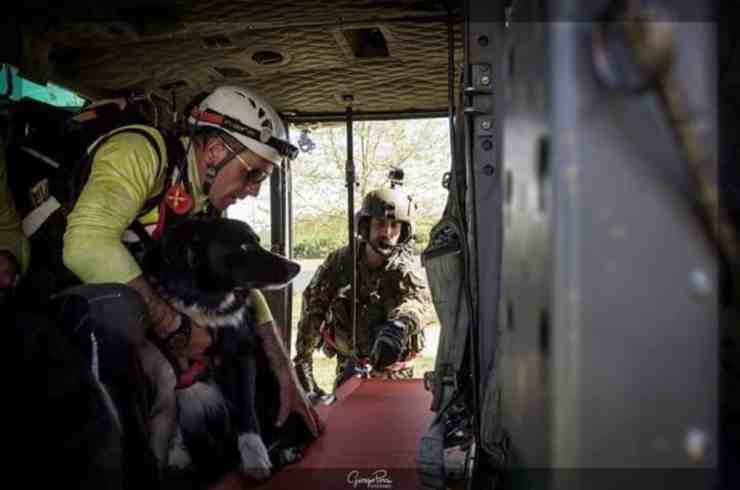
[295,362,330,403]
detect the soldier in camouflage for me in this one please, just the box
[293,187,432,397]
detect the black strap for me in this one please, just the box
[128,220,157,250]
[70,127,188,254]
[127,131,190,255]
[70,127,166,212]
[137,130,186,219]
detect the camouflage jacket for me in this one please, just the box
[293,242,431,367]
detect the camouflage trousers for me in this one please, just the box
[334,354,414,390]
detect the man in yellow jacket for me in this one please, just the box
[1,86,321,479]
[0,134,26,297]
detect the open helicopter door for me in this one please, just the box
[474,0,716,489]
[506,0,716,480]
[423,0,718,489]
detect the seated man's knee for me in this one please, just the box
[58,283,149,346]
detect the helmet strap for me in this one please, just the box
[202,146,237,196]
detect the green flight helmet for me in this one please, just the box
[357,187,416,244]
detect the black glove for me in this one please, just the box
[295,362,327,400]
[370,320,408,370]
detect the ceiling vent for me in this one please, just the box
[213,66,249,78]
[341,27,390,59]
[252,50,284,65]
[202,35,233,49]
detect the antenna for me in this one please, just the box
[388,166,404,188]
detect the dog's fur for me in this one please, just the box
[141,217,306,484]
[10,217,304,488]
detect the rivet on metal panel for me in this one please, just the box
[650,436,670,453]
[480,119,492,130]
[609,225,626,240]
[483,164,495,176]
[478,35,489,47]
[690,269,713,297]
[482,140,493,151]
[481,75,491,86]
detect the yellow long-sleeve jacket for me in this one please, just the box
[62,125,273,322]
[0,135,30,273]
[63,125,209,283]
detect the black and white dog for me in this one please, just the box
[141,217,308,484]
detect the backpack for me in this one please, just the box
[5,93,186,300]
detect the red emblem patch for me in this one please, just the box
[165,184,193,215]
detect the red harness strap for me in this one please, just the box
[319,321,336,351]
[150,201,169,241]
[176,357,209,389]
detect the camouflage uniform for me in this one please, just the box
[293,241,431,389]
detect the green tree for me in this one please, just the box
[290,118,450,255]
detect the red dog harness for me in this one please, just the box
[176,356,209,389]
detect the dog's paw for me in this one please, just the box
[238,432,272,481]
[167,427,192,470]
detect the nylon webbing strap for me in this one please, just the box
[423,222,469,413]
[417,421,447,489]
[72,128,164,209]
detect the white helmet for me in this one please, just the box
[188,85,297,164]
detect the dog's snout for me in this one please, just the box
[286,260,300,280]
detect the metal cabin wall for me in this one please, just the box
[465,0,507,465]
[496,0,553,470]
[493,0,718,483]
[264,165,291,344]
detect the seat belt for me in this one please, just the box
[418,217,472,490]
[417,59,474,487]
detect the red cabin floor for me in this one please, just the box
[212,377,435,490]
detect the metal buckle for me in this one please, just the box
[424,363,459,392]
[423,371,436,391]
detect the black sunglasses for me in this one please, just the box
[221,138,273,185]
